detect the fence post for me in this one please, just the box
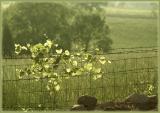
[101,64,104,102]
[113,67,116,102]
[124,59,128,98]
[0,7,2,111]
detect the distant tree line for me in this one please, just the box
[3,2,112,57]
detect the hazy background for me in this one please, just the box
[2,1,158,57]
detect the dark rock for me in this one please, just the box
[77,95,97,110]
[125,93,148,104]
[124,93,158,110]
[114,102,133,110]
[148,95,157,104]
[146,95,158,110]
[70,104,86,111]
[104,107,116,111]
[96,101,132,111]
[96,102,115,110]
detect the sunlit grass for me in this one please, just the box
[106,16,157,48]
[104,7,157,17]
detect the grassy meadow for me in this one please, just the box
[105,7,157,18]
[105,7,158,48]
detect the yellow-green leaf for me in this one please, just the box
[53,73,58,77]
[53,81,58,85]
[95,48,99,51]
[93,74,102,80]
[75,70,82,75]
[64,50,70,56]
[46,85,50,90]
[72,61,78,66]
[55,85,60,91]
[54,44,58,47]
[44,64,49,69]
[44,39,53,48]
[66,68,71,73]
[21,46,28,50]
[108,60,111,64]
[27,43,30,48]
[38,104,42,107]
[56,49,62,54]
[93,68,101,73]
[99,56,106,64]
[84,63,93,71]
[76,53,80,56]
[97,74,102,78]
[15,44,22,54]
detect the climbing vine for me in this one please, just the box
[15,37,111,92]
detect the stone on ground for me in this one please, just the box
[70,104,86,111]
[77,95,97,110]
[124,93,157,110]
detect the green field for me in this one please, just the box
[101,7,158,48]
[107,17,157,48]
[104,7,157,17]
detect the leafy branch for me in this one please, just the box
[15,38,111,92]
